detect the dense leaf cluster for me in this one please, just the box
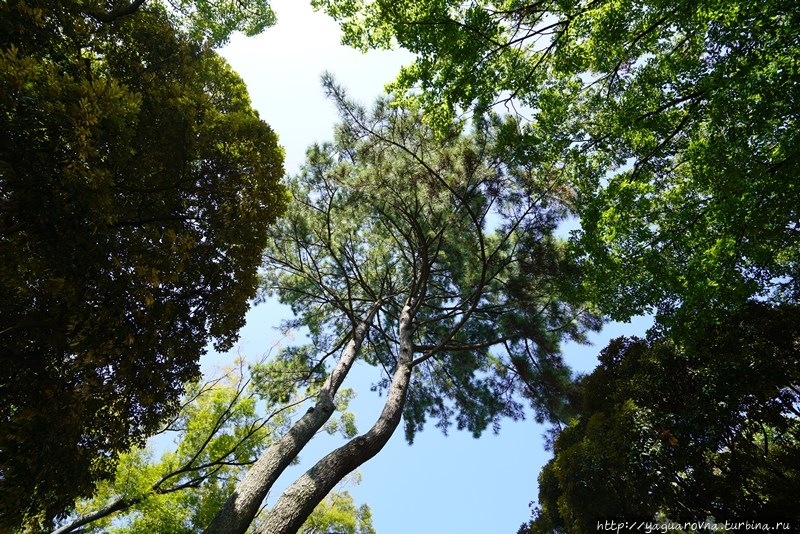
[0,1,285,529]
[523,303,800,533]
[317,0,800,326]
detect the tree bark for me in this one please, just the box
[253,303,416,534]
[202,305,379,534]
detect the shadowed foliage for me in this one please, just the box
[0,2,285,529]
[522,303,800,533]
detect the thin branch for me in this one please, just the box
[412,335,514,356]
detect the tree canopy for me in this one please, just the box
[6,0,798,531]
[68,0,276,46]
[522,303,800,533]
[315,0,800,326]
[0,2,286,529]
[198,78,597,534]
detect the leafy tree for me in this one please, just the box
[315,0,800,326]
[50,348,373,534]
[72,0,276,46]
[201,77,598,534]
[521,303,800,533]
[0,2,286,529]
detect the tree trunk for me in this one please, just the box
[253,303,416,534]
[51,497,134,534]
[202,305,379,534]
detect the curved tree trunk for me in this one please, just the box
[202,305,379,534]
[254,303,416,534]
[51,497,135,534]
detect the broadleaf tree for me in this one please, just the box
[201,76,598,534]
[522,303,800,533]
[74,0,276,46]
[0,1,285,529]
[314,0,800,328]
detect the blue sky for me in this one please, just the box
[209,2,652,532]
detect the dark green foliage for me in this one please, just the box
[317,0,800,329]
[522,303,800,533]
[71,0,276,46]
[0,2,286,529]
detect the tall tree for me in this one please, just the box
[0,2,286,529]
[202,77,598,534]
[522,303,800,533]
[315,0,800,326]
[314,2,800,528]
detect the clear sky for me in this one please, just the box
[211,2,652,532]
